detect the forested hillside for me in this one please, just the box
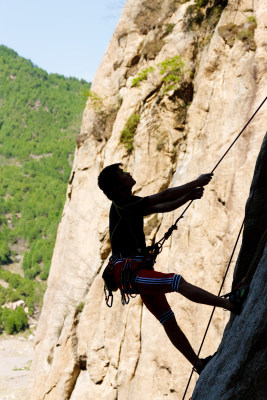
[0,45,90,333]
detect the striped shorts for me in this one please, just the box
[134,269,182,325]
[112,257,181,325]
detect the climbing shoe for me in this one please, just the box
[228,285,250,315]
[194,352,217,374]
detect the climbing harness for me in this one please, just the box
[103,254,154,307]
[120,257,137,305]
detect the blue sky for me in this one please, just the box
[0,0,125,82]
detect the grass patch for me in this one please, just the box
[237,29,253,41]
[131,66,155,87]
[165,23,176,35]
[13,360,32,371]
[120,114,141,153]
[247,16,256,24]
[184,0,228,32]
[218,18,257,50]
[131,55,187,94]
[196,0,209,8]
[158,55,186,93]
[76,301,85,313]
[86,91,103,111]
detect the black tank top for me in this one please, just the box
[109,196,149,256]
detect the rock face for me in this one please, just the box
[29,0,267,399]
[232,130,267,289]
[192,133,267,400]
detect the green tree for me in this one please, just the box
[0,239,11,263]
[1,306,28,334]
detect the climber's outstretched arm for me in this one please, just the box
[147,173,213,208]
[146,187,204,214]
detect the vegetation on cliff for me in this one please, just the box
[120,114,141,153]
[184,0,228,32]
[131,56,186,93]
[0,45,90,333]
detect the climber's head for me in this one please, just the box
[98,163,135,200]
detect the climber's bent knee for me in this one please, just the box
[159,309,175,325]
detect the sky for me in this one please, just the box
[0,0,125,82]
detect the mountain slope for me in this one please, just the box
[0,45,90,333]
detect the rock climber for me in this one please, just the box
[98,163,249,374]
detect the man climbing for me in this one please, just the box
[98,163,248,374]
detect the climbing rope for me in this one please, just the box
[182,218,245,400]
[151,96,267,259]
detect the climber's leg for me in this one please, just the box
[140,291,203,369]
[134,269,235,312]
[178,277,235,312]
[163,315,200,367]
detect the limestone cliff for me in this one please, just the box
[29,0,267,399]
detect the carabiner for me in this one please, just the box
[104,286,113,308]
